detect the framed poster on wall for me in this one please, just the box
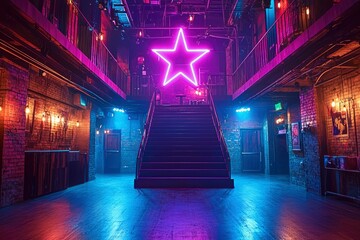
[331,110,348,136]
[291,122,301,151]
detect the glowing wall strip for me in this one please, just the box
[152,28,210,87]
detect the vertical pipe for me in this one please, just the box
[352,100,359,156]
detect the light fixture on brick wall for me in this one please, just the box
[25,105,30,114]
[0,97,3,112]
[76,121,80,127]
[331,99,336,107]
[277,0,281,9]
[275,116,285,125]
[39,69,46,77]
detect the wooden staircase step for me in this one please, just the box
[141,162,226,169]
[139,169,229,177]
[134,178,234,188]
[142,156,225,162]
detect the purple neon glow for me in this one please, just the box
[152,28,210,87]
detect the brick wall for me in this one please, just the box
[0,58,94,206]
[287,96,305,187]
[300,88,321,193]
[216,101,268,173]
[88,106,96,180]
[319,73,360,156]
[0,59,28,206]
[286,88,321,193]
[104,111,145,173]
[26,67,86,150]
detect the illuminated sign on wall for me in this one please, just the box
[236,107,251,113]
[275,102,282,111]
[152,28,210,87]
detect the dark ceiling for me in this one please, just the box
[123,0,238,41]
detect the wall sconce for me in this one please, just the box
[42,112,46,122]
[97,32,104,41]
[96,130,100,135]
[76,121,80,127]
[55,115,61,124]
[188,14,194,22]
[0,106,2,112]
[331,99,336,107]
[305,7,310,16]
[0,97,3,112]
[39,69,46,77]
[277,0,281,9]
[25,105,30,114]
[275,116,285,125]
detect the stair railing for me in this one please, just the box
[207,88,232,176]
[136,91,156,179]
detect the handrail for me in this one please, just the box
[136,91,156,179]
[207,87,232,177]
[232,0,327,92]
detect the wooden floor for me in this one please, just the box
[0,174,359,240]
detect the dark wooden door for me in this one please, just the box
[274,134,289,174]
[104,130,121,173]
[240,129,263,172]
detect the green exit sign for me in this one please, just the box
[275,102,282,111]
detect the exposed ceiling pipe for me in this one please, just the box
[206,0,211,10]
[227,0,239,25]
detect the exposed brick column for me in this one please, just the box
[300,87,321,194]
[88,105,96,180]
[0,59,28,206]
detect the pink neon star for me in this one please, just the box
[152,28,210,86]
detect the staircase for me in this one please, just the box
[134,105,234,188]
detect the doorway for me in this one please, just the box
[240,129,264,172]
[104,129,121,173]
[273,133,289,174]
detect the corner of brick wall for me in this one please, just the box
[0,59,28,206]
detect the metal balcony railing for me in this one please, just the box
[232,0,332,92]
[29,0,128,94]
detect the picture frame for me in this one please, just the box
[291,122,301,151]
[331,109,348,137]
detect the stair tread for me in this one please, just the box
[137,177,230,179]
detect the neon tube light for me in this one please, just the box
[152,28,210,87]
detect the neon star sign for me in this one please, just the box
[152,28,210,87]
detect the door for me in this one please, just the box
[274,134,289,174]
[104,130,121,173]
[240,129,263,172]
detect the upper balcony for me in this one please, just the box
[232,0,360,101]
[1,0,129,102]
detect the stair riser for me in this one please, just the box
[142,157,225,162]
[143,152,223,157]
[134,179,234,188]
[139,170,228,177]
[141,163,226,169]
[145,146,221,151]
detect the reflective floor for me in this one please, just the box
[0,174,359,240]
